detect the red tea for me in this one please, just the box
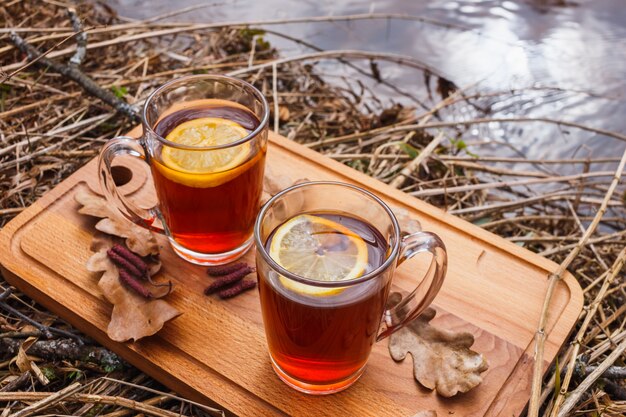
[151,102,265,255]
[258,212,390,386]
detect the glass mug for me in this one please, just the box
[254,181,447,394]
[99,75,269,265]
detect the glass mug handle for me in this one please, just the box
[377,231,447,341]
[98,136,165,234]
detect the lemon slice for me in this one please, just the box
[156,117,251,188]
[269,214,369,296]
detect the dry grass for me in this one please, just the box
[1,1,625,416]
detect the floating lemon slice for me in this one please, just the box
[156,117,251,188]
[269,214,369,296]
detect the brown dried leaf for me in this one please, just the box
[16,337,49,385]
[78,192,179,342]
[75,189,158,256]
[87,244,178,342]
[99,268,180,342]
[388,306,488,397]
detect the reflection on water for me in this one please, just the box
[114,0,626,168]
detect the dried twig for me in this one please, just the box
[557,337,626,417]
[8,32,138,121]
[0,391,187,417]
[390,131,446,188]
[11,382,83,417]
[228,49,444,78]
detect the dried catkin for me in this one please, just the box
[204,265,254,295]
[119,269,153,299]
[218,280,257,299]
[206,262,250,276]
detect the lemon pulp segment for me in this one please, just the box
[156,117,252,188]
[269,214,369,296]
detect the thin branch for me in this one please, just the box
[449,191,621,216]
[272,62,279,134]
[0,391,186,417]
[539,230,626,257]
[8,32,138,122]
[390,131,446,188]
[11,382,83,417]
[410,171,615,197]
[0,288,86,343]
[227,49,444,79]
[0,30,86,83]
[309,116,626,149]
[557,336,626,417]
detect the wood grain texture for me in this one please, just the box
[0,131,583,417]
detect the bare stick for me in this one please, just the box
[565,200,609,270]
[0,30,86,83]
[0,392,187,417]
[227,49,443,79]
[100,377,224,417]
[11,382,83,417]
[548,248,626,416]
[8,32,138,122]
[450,191,621,216]
[409,171,614,197]
[0,371,30,393]
[0,13,466,35]
[100,395,170,417]
[0,288,86,342]
[326,154,622,165]
[390,131,446,188]
[527,147,626,417]
[557,336,626,417]
[310,116,626,149]
[539,230,626,257]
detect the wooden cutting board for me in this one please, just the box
[0,131,582,417]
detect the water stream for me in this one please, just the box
[114,0,626,173]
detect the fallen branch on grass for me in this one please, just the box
[8,30,138,122]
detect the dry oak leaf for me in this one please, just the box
[77,190,180,342]
[15,337,50,385]
[87,242,180,342]
[389,307,489,397]
[75,189,158,256]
